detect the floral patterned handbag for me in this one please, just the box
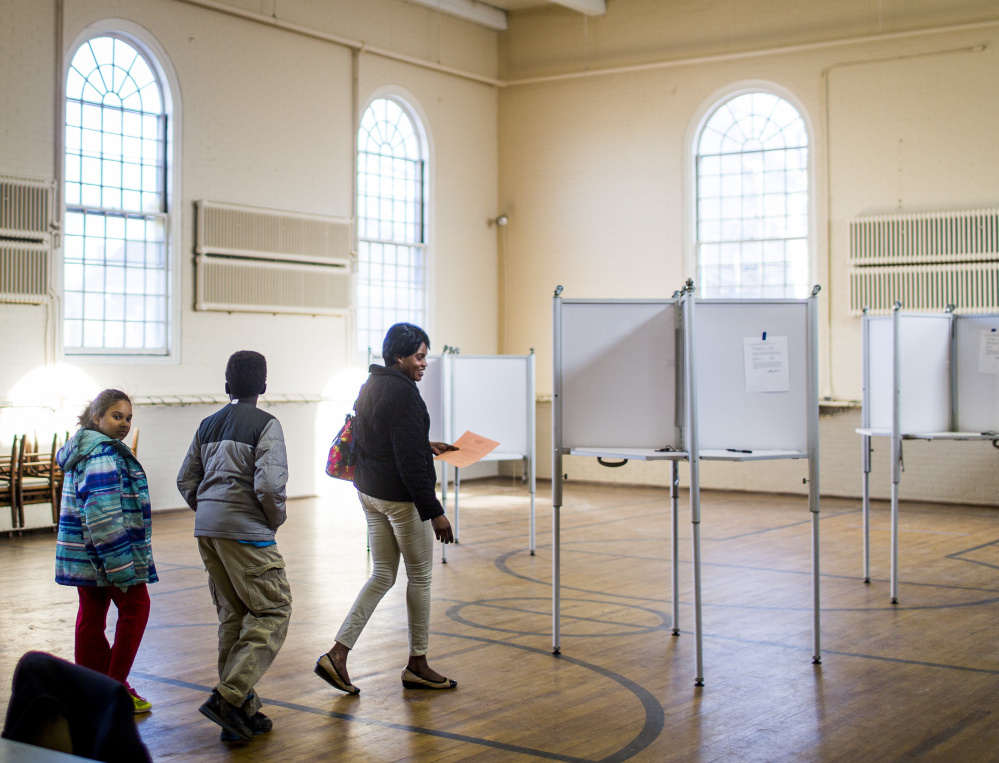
[325,412,358,481]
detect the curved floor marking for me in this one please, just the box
[132,632,665,763]
[496,548,999,612]
[432,631,665,763]
[494,548,665,604]
[446,596,669,637]
[685,633,999,676]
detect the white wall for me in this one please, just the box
[4,0,997,511]
[0,0,499,515]
[497,0,999,505]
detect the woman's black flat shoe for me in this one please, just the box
[401,667,457,690]
[315,654,360,694]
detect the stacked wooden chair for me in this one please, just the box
[17,433,64,527]
[1,434,65,532]
[2,428,137,532]
[0,436,17,531]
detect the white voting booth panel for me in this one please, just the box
[441,354,537,559]
[418,353,537,561]
[865,315,951,434]
[552,296,687,672]
[552,289,821,687]
[561,301,681,451]
[859,309,999,603]
[693,301,810,455]
[417,356,446,443]
[955,315,999,432]
[450,356,532,460]
[688,296,821,677]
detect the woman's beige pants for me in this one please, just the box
[335,492,434,656]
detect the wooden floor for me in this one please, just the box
[1,478,997,762]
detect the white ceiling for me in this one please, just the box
[485,0,605,12]
[407,0,606,31]
[482,0,552,9]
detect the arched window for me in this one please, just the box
[356,97,427,355]
[64,35,171,354]
[696,91,809,298]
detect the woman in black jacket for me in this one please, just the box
[315,323,458,692]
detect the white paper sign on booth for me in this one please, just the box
[743,336,790,393]
[977,329,999,375]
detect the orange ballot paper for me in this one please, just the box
[435,431,499,468]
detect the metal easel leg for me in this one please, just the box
[552,503,561,655]
[671,460,680,636]
[890,482,899,604]
[862,434,871,584]
[454,467,460,543]
[441,462,449,565]
[528,456,536,555]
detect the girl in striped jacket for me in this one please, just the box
[55,389,158,714]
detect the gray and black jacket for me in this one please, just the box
[352,364,444,522]
[176,400,288,541]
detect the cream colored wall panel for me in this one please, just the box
[499,74,678,384]
[828,45,999,214]
[359,54,500,355]
[64,0,353,217]
[499,54,828,395]
[0,0,56,179]
[827,38,999,398]
[500,0,999,79]
[0,305,49,396]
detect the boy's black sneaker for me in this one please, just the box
[199,689,253,742]
[220,711,273,741]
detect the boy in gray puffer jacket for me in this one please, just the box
[177,350,291,743]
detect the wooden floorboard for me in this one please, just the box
[1,477,997,762]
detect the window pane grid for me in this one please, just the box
[357,98,426,352]
[696,93,809,299]
[63,208,167,352]
[65,36,169,354]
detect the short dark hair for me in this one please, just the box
[226,350,267,398]
[78,389,131,430]
[382,323,431,366]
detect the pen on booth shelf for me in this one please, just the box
[726,448,752,453]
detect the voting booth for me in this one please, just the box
[858,305,999,602]
[551,282,821,685]
[364,350,536,558]
[416,351,537,558]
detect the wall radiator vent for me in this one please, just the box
[196,200,352,265]
[850,263,999,315]
[0,175,52,242]
[0,242,50,303]
[195,200,352,314]
[850,207,999,266]
[196,257,349,315]
[848,208,999,315]
[0,175,53,304]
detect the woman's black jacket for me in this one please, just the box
[352,364,444,521]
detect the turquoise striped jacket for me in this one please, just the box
[55,429,158,587]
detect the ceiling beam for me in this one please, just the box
[551,0,606,15]
[406,0,508,31]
